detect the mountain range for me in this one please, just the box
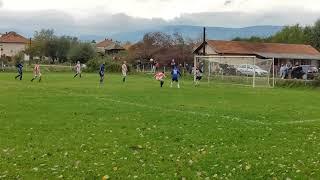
[80,25,284,42]
[1,25,283,43]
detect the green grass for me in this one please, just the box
[1,72,320,179]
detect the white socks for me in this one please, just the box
[170,82,180,88]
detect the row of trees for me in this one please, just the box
[127,32,196,66]
[23,29,197,67]
[25,29,96,64]
[233,20,320,50]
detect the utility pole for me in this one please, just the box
[0,44,3,71]
[203,27,206,55]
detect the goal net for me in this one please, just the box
[194,55,275,88]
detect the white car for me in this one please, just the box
[236,64,268,76]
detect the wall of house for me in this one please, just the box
[96,47,105,53]
[0,43,26,57]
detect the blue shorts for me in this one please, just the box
[172,77,178,82]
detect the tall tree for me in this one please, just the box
[311,20,320,50]
[68,43,96,63]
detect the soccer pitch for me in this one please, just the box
[1,73,320,179]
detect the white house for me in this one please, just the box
[0,31,30,60]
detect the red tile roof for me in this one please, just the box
[96,39,114,48]
[96,39,125,50]
[0,32,29,44]
[206,40,320,56]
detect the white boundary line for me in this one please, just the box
[275,119,320,125]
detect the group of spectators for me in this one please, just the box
[279,63,306,79]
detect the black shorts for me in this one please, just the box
[196,76,202,80]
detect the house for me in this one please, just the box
[194,40,320,67]
[0,31,30,59]
[96,39,125,55]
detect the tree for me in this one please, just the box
[304,26,313,46]
[25,30,80,63]
[233,36,269,43]
[56,36,78,63]
[26,29,57,63]
[233,24,314,45]
[68,43,96,63]
[271,24,307,44]
[310,20,320,50]
[128,32,194,65]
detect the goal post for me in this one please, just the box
[194,55,275,88]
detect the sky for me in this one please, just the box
[1,0,320,38]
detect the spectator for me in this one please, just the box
[280,64,286,79]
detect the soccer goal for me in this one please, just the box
[194,55,275,88]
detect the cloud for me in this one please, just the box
[0,0,3,8]
[0,7,320,40]
[174,9,320,27]
[224,0,233,6]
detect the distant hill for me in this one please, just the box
[82,25,283,42]
[1,25,283,43]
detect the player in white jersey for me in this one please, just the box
[122,61,128,82]
[31,64,42,82]
[154,71,166,87]
[73,61,82,78]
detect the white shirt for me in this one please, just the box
[122,64,128,75]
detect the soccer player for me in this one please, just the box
[15,63,23,80]
[195,67,203,86]
[171,66,181,88]
[99,63,105,84]
[73,61,82,78]
[170,59,176,70]
[122,61,128,82]
[154,71,166,87]
[31,63,42,82]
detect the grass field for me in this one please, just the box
[1,72,320,179]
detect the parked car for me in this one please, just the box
[301,65,319,80]
[236,64,268,76]
[219,64,237,76]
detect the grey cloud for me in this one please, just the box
[224,0,233,6]
[0,10,77,36]
[0,8,319,40]
[173,10,320,27]
[0,10,166,38]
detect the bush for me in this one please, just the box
[86,57,132,73]
[275,79,319,88]
[314,76,320,87]
[13,52,25,65]
[68,43,96,64]
[85,57,103,72]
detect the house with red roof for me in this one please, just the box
[96,38,125,55]
[0,31,30,59]
[194,40,320,67]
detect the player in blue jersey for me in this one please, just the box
[170,66,182,88]
[15,63,23,80]
[99,63,105,84]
